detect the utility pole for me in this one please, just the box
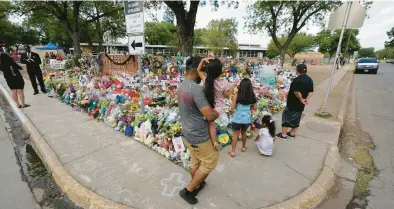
[320,1,352,114]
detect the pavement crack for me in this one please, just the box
[224,194,249,209]
[336,175,356,183]
[278,160,312,181]
[296,133,333,145]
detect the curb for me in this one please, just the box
[0,83,132,209]
[337,66,355,125]
[0,80,341,209]
[262,145,340,209]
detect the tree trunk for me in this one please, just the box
[279,48,286,67]
[96,20,104,53]
[165,1,199,57]
[71,32,81,57]
[178,30,194,57]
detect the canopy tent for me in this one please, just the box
[36,42,60,50]
[32,43,65,59]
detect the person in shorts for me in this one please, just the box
[229,78,257,157]
[277,64,314,139]
[177,57,219,205]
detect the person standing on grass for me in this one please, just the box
[177,57,219,205]
[20,46,46,95]
[0,47,30,108]
[229,78,257,157]
[277,64,313,140]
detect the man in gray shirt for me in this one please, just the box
[178,57,219,205]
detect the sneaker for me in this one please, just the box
[191,181,206,196]
[287,132,296,138]
[179,188,198,205]
[33,92,39,95]
[276,133,288,140]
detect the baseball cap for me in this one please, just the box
[296,63,307,73]
[186,57,201,69]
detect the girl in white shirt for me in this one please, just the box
[255,115,276,156]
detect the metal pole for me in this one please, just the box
[138,55,144,113]
[321,1,352,113]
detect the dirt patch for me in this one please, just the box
[284,64,336,86]
[336,77,377,209]
[317,73,376,209]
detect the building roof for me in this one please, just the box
[79,43,267,51]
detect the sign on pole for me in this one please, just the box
[124,1,144,35]
[328,1,366,29]
[128,35,145,55]
[124,1,145,113]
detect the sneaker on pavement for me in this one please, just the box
[191,181,206,196]
[276,133,288,140]
[179,188,198,205]
[287,132,296,138]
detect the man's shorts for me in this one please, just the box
[232,122,250,131]
[282,107,303,128]
[183,139,219,174]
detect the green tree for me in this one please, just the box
[375,48,394,59]
[26,14,72,48]
[201,18,238,55]
[315,29,360,60]
[266,33,314,59]
[246,1,341,64]
[194,28,207,46]
[81,1,125,52]
[0,1,13,19]
[146,1,238,56]
[358,47,376,58]
[0,20,39,52]
[16,1,123,57]
[144,21,177,45]
[385,27,394,48]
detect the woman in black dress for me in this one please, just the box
[0,48,30,108]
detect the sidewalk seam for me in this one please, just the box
[0,81,132,209]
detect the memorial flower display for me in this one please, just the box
[43,54,296,169]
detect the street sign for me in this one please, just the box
[128,35,145,55]
[328,2,366,29]
[124,1,144,35]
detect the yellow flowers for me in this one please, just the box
[217,134,230,145]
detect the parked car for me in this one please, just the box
[386,59,394,63]
[355,58,379,74]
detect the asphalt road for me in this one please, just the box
[0,93,41,209]
[356,63,394,208]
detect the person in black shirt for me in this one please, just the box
[277,64,313,139]
[20,46,46,95]
[0,47,30,108]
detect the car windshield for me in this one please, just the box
[358,59,377,63]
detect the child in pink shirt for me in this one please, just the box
[198,57,237,150]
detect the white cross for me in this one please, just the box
[160,173,185,197]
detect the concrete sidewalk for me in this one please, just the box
[0,66,348,209]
